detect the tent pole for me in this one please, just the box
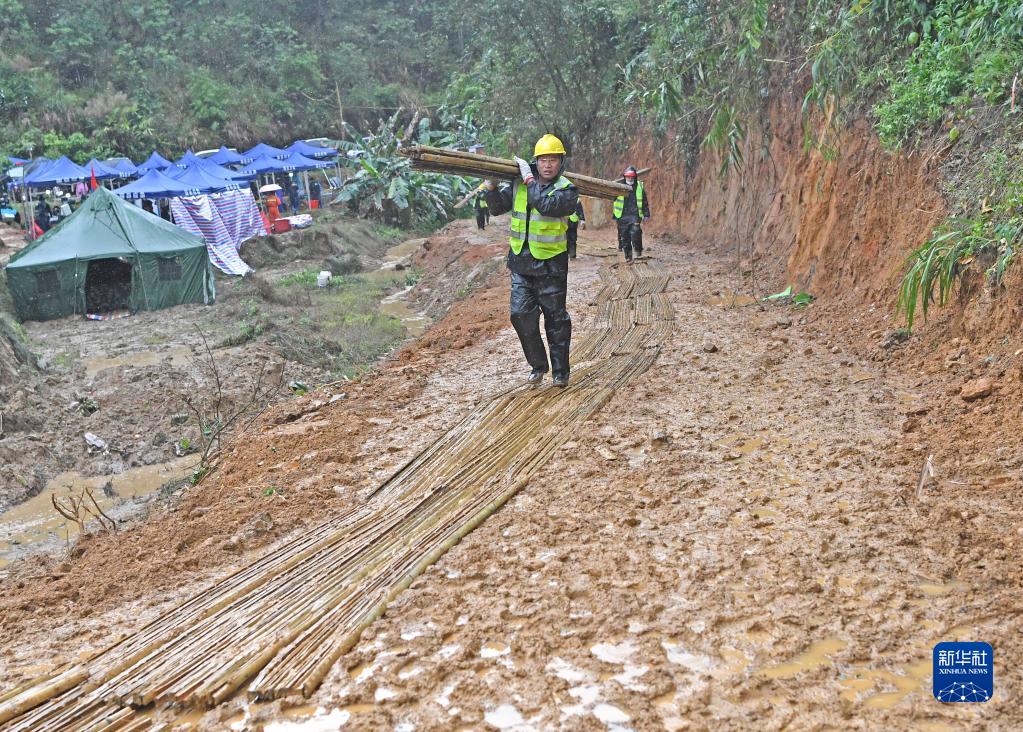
[22,185,32,239]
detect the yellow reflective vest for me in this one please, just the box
[509,176,572,259]
[613,182,644,219]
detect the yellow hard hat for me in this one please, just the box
[534,133,566,157]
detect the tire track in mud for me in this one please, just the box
[0,261,672,731]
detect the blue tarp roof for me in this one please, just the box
[6,156,30,166]
[174,150,205,168]
[239,142,289,164]
[286,140,338,159]
[24,156,88,186]
[111,169,202,200]
[205,161,255,181]
[279,152,334,171]
[85,158,123,180]
[175,152,254,182]
[168,164,242,193]
[238,154,292,176]
[105,157,138,177]
[207,146,244,166]
[136,151,174,174]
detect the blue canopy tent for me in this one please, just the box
[105,157,138,177]
[84,158,124,181]
[176,153,254,183]
[237,154,292,176]
[24,156,89,187]
[285,140,338,159]
[207,146,244,166]
[7,157,51,187]
[168,165,242,194]
[202,161,255,182]
[6,156,30,166]
[111,169,201,200]
[279,152,334,171]
[136,151,174,175]
[174,150,206,168]
[239,143,289,164]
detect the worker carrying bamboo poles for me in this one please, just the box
[613,165,651,262]
[483,133,579,387]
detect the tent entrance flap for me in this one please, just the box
[85,258,132,313]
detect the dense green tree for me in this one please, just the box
[0,0,463,160]
[0,0,1018,172]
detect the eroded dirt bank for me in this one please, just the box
[1,223,1017,730]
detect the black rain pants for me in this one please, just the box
[510,270,571,377]
[616,220,643,259]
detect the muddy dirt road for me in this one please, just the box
[1,222,1018,731]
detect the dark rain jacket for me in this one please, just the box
[486,164,579,276]
[616,183,651,223]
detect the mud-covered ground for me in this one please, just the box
[0,222,1019,730]
[0,214,425,514]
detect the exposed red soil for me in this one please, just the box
[0,220,509,653]
[2,99,1021,730]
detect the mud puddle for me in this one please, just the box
[374,241,430,336]
[82,345,194,377]
[0,455,197,567]
[839,659,931,709]
[380,286,429,336]
[759,637,847,679]
[379,238,423,269]
[706,291,758,307]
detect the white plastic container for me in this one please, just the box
[317,271,331,288]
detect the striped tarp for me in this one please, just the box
[170,190,262,275]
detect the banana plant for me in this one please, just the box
[333,111,474,224]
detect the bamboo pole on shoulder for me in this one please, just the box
[398,145,632,200]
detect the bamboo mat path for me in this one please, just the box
[0,258,673,731]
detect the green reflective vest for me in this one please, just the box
[613,182,644,219]
[509,176,572,259]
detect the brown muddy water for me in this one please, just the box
[82,345,194,377]
[705,291,758,307]
[374,240,430,337]
[0,455,197,568]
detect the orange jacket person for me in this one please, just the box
[265,194,281,221]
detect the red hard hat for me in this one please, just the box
[624,166,637,177]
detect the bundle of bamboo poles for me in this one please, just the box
[398,144,632,201]
[2,261,675,732]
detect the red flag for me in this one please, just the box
[90,164,98,192]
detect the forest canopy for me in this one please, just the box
[0,0,1019,164]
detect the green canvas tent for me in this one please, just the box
[5,187,215,321]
